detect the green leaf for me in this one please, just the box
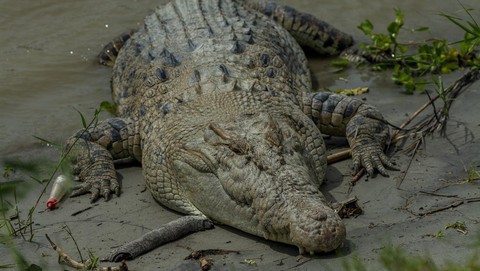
[394,8,405,25]
[76,110,87,129]
[330,58,350,68]
[387,22,401,38]
[372,33,392,51]
[397,44,408,54]
[99,101,117,115]
[358,19,374,35]
[441,13,475,35]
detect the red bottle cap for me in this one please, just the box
[47,198,59,209]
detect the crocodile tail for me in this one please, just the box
[98,31,133,67]
[244,0,353,55]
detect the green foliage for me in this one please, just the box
[466,164,480,183]
[343,238,480,271]
[379,246,438,271]
[0,101,112,270]
[99,100,117,115]
[357,6,479,93]
[358,9,408,57]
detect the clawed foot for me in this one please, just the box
[70,176,120,202]
[351,140,398,177]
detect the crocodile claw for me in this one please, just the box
[70,177,120,202]
[351,140,398,177]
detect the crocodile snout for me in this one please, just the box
[289,200,346,254]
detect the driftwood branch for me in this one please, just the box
[103,215,214,262]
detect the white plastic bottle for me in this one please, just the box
[46,175,69,209]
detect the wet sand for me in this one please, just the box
[1,0,479,270]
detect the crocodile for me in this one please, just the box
[65,0,396,254]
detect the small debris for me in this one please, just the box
[185,249,239,271]
[332,197,363,218]
[445,221,467,234]
[243,258,257,265]
[334,86,369,96]
[199,258,213,271]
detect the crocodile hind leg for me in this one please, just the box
[244,0,353,55]
[65,118,141,201]
[302,92,397,176]
[98,31,133,67]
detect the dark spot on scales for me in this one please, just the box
[160,49,180,66]
[314,92,331,102]
[155,68,168,82]
[135,43,144,55]
[269,90,280,96]
[219,64,229,77]
[108,119,126,130]
[76,130,92,141]
[140,105,147,116]
[157,104,170,115]
[244,34,254,44]
[324,100,336,113]
[260,54,270,67]
[323,95,343,113]
[193,70,201,82]
[266,67,276,78]
[230,41,244,54]
[344,104,355,118]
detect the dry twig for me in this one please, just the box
[45,234,128,271]
[327,67,480,182]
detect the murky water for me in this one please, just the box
[0,0,477,156]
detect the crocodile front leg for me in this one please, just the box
[302,92,397,176]
[65,118,141,202]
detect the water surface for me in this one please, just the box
[0,0,477,155]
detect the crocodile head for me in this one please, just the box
[165,96,346,254]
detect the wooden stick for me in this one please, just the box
[327,149,351,164]
[103,215,214,262]
[45,234,128,271]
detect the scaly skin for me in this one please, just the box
[65,0,396,254]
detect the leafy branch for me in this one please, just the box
[354,6,479,93]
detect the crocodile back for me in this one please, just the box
[111,0,312,118]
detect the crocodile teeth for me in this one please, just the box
[298,246,315,255]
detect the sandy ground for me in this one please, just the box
[1,1,480,271]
